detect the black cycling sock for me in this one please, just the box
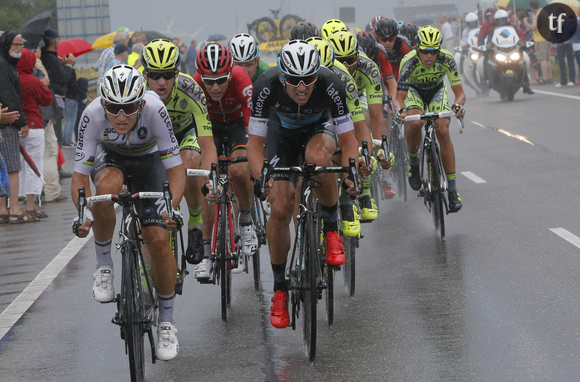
[320,203,338,234]
[272,262,288,292]
[239,208,252,225]
[203,238,211,259]
[447,173,457,192]
[409,151,420,166]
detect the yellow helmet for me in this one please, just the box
[141,39,180,71]
[417,25,442,50]
[306,37,334,68]
[321,19,348,39]
[326,30,358,58]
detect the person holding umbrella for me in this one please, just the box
[17,48,53,218]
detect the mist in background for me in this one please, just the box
[110,0,477,42]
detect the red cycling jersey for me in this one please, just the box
[375,48,395,83]
[193,65,253,126]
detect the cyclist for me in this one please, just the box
[327,30,392,221]
[320,18,348,39]
[307,36,374,237]
[71,65,184,361]
[399,23,419,50]
[141,39,218,266]
[288,21,320,40]
[192,42,257,279]
[396,26,465,212]
[375,18,411,82]
[228,33,270,84]
[246,40,361,328]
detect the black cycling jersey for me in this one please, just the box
[248,66,354,137]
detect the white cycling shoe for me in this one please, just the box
[240,223,258,257]
[156,322,179,361]
[193,258,213,280]
[262,198,271,216]
[92,265,115,303]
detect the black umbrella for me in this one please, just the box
[20,10,52,49]
[207,34,227,42]
[141,31,173,43]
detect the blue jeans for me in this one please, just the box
[63,97,78,144]
[556,43,575,85]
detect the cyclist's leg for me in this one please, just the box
[404,88,425,191]
[90,147,125,302]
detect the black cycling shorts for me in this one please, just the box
[90,145,169,228]
[211,117,248,156]
[265,121,336,185]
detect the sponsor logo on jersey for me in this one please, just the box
[333,116,351,126]
[254,87,270,116]
[75,151,85,161]
[326,84,345,115]
[77,114,90,150]
[158,106,173,130]
[180,99,187,110]
[138,126,147,139]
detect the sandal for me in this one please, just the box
[27,209,49,218]
[0,214,8,224]
[8,212,40,224]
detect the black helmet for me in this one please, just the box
[356,32,378,61]
[375,18,399,38]
[289,21,320,40]
[399,23,419,47]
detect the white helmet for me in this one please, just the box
[100,65,145,104]
[494,9,509,25]
[228,33,259,63]
[465,13,478,24]
[277,40,320,76]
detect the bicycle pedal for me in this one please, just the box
[360,219,374,224]
[418,190,425,197]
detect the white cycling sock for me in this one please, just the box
[95,239,113,269]
[158,292,175,324]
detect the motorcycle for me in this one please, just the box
[476,25,533,102]
[454,27,487,97]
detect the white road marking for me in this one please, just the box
[461,171,487,184]
[550,228,580,250]
[0,233,93,340]
[532,90,580,101]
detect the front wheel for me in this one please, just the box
[429,143,445,238]
[302,215,318,362]
[325,264,334,326]
[343,237,356,297]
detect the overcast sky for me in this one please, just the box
[110,0,479,42]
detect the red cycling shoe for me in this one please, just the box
[382,180,396,199]
[325,231,345,265]
[270,291,290,328]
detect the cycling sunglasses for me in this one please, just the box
[378,37,396,43]
[201,73,231,86]
[146,70,177,81]
[104,101,142,117]
[418,49,440,56]
[283,73,318,87]
[336,54,358,67]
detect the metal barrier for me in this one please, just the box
[88,77,99,91]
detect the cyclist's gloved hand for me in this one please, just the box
[342,177,362,198]
[452,104,465,118]
[396,107,406,121]
[378,151,395,170]
[162,209,183,232]
[72,209,93,238]
[253,176,273,200]
[172,209,184,230]
[201,181,218,203]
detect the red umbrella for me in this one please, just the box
[20,143,45,184]
[57,39,93,58]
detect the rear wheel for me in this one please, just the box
[343,237,355,297]
[325,265,334,326]
[123,243,145,382]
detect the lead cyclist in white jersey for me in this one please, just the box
[71,65,185,361]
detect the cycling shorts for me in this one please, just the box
[211,117,248,156]
[176,127,201,153]
[404,85,451,116]
[265,121,337,186]
[90,145,169,228]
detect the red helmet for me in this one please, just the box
[195,42,233,75]
[485,7,497,19]
[370,15,386,30]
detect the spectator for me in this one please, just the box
[62,58,78,147]
[128,42,144,68]
[0,32,38,224]
[523,0,553,84]
[41,29,75,144]
[439,17,455,51]
[131,31,147,46]
[187,40,197,74]
[571,6,580,88]
[17,48,53,218]
[105,44,129,71]
[74,77,92,143]
[179,41,189,73]
[96,33,128,84]
[517,10,540,84]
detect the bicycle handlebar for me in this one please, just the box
[405,111,456,121]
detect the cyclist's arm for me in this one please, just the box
[368,103,385,142]
[72,107,99,208]
[246,132,266,179]
[450,83,466,117]
[235,67,254,131]
[166,163,186,210]
[386,76,399,109]
[71,172,91,210]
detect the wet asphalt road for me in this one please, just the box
[2,83,580,381]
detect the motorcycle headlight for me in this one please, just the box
[495,53,507,62]
[470,53,479,62]
[509,52,521,61]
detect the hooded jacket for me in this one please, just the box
[17,48,53,129]
[0,31,27,129]
[41,45,73,97]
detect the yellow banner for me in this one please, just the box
[259,39,289,51]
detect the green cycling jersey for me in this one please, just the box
[329,60,364,124]
[252,60,271,83]
[351,52,383,106]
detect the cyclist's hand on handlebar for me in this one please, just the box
[452,104,465,119]
[72,210,93,238]
[253,176,274,199]
[396,107,407,122]
[378,151,394,170]
[201,181,219,203]
[343,177,362,197]
[162,209,183,232]
[358,157,374,177]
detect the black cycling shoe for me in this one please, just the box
[448,190,463,213]
[186,228,204,264]
[408,165,421,191]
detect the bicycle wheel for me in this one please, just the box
[226,202,235,308]
[279,14,303,38]
[429,142,445,238]
[216,201,228,321]
[122,242,145,382]
[302,214,318,362]
[251,195,265,292]
[343,237,356,297]
[324,264,334,326]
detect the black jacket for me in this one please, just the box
[40,48,73,97]
[0,31,27,129]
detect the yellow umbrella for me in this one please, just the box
[91,31,134,50]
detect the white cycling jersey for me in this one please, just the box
[74,91,182,175]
